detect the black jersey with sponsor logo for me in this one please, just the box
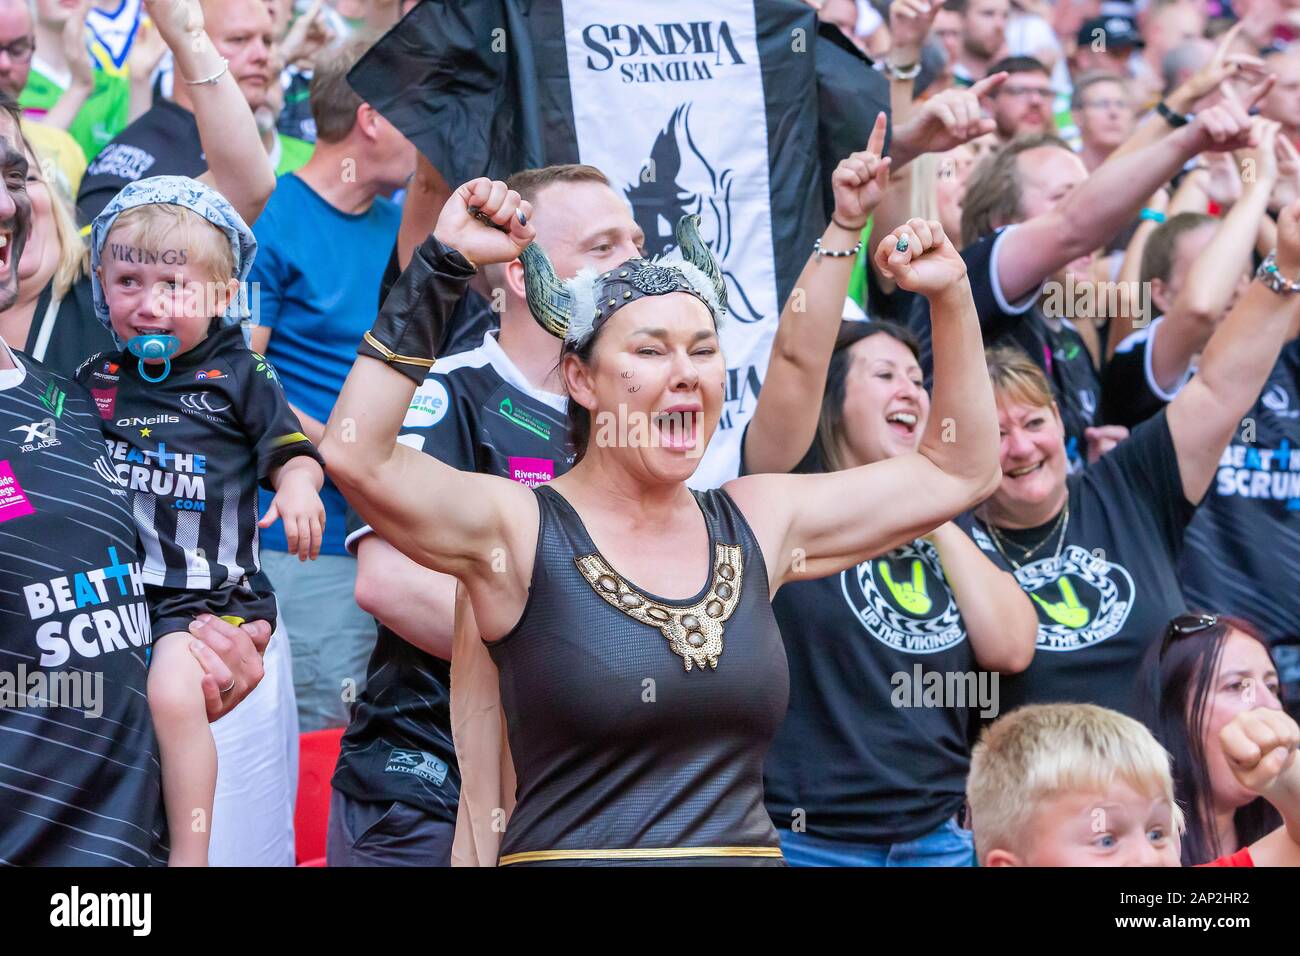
[764,539,979,843]
[332,331,573,822]
[1101,319,1192,429]
[906,228,1101,472]
[75,324,320,592]
[0,344,164,865]
[1181,340,1300,708]
[957,411,1195,718]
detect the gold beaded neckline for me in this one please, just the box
[575,544,744,672]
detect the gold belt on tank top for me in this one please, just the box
[497,845,784,866]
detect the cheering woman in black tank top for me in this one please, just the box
[322,177,1003,866]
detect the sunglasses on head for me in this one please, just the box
[1159,613,1219,659]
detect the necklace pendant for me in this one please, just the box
[576,544,744,672]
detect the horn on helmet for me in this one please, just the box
[521,242,575,340]
[674,214,728,313]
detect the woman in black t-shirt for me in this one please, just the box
[963,207,1300,717]
[760,321,1037,867]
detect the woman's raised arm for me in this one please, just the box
[1167,197,1300,506]
[145,0,275,226]
[320,180,539,619]
[728,219,1002,591]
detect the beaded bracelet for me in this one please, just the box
[813,237,863,260]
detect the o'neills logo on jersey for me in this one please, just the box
[116,415,179,428]
[840,540,967,653]
[1009,545,1136,651]
[22,546,151,667]
[582,20,744,81]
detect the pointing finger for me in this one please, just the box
[866,110,888,158]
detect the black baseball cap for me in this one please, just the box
[1077,16,1143,50]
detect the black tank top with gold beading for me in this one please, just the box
[487,485,789,866]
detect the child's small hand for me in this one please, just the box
[1221,708,1300,798]
[259,471,325,561]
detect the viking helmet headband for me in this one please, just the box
[521,214,728,346]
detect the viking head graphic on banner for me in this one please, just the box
[626,103,764,323]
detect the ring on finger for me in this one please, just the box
[220,678,235,695]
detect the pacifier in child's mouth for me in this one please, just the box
[126,334,181,383]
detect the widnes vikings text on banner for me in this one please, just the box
[348,0,886,485]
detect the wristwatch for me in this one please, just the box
[1255,252,1300,295]
[1155,100,1192,128]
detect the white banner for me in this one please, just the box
[561,2,779,487]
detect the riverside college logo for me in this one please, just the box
[840,540,967,653]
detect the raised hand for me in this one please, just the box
[1190,95,1260,155]
[63,0,95,90]
[1274,138,1300,211]
[127,15,170,80]
[1170,22,1269,112]
[889,0,941,61]
[1277,197,1300,274]
[143,0,205,47]
[831,112,891,231]
[434,178,535,267]
[1243,117,1283,190]
[873,217,966,297]
[907,73,1004,156]
[281,0,335,68]
[1221,708,1300,798]
[1084,425,1129,463]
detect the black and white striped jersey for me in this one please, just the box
[76,325,321,591]
[333,330,573,820]
[0,342,165,865]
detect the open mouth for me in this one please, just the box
[885,410,918,438]
[0,229,11,275]
[132,325,172,337]
[652,407,700,451]
[1006,460,1045,479]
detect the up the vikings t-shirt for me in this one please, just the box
[0,343,164,865]
[958,411,1196,717]
[764,539,978,843]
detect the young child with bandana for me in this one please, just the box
[76,176,325,866]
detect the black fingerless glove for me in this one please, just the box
[356,233,477,384]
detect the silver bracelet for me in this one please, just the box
[813,237,863,259]
[184,57,229,86]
